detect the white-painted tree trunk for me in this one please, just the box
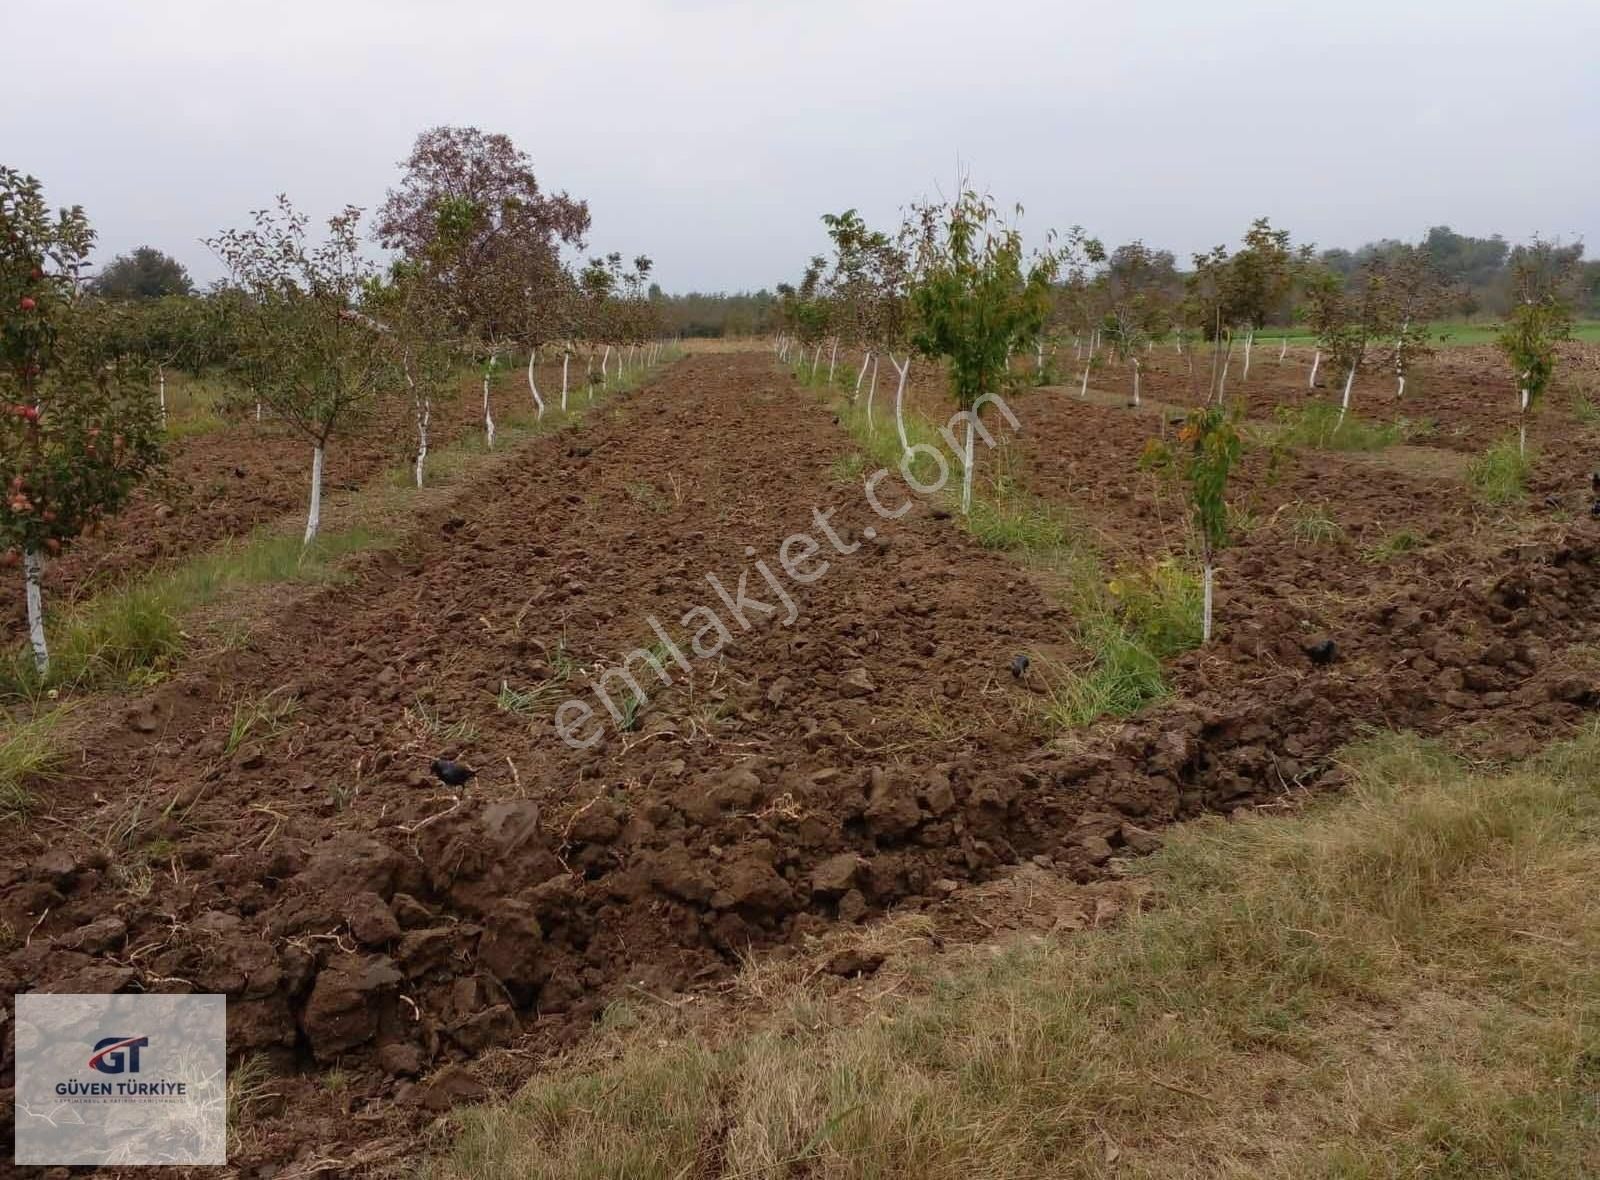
[157,366,167,430]
[526,350,544,419]
[1309,350,1321,389]
[601,344,612,387]
[483,364,497,449]
[415,398,430,488]
[404,355,430,488]
[960,415,976,515]
[24,548,47,676]
[811,343,822,380]
[1202,564,1214,643]
[827,337,838,385]
[1218,349,1230,400]
[1132,357,1141,406]
[1079,362,1090,400]
[1520,383,1530,455]
[256,400,262,422]
[854,350,871,398]
[561,349,570,412]
[1242,331,1253,383]
[889,353,911,455]
[867,354,879,432]
[1036,337,1044,377]
[303,444,324,546]
[1337,364,1356,427]
[1278,335,1289,364]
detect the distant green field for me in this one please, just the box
[1246,320,1600,347]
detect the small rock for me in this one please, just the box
[419,1064,489,1112]
[347,892,401,947]
[1078,835,1114,865]
[377,1042,424,1077]
[824,947,886,978]
[839,667,876,698]
[1120,824,1162,855]
[55,916,127,954]
[810,853,863,898]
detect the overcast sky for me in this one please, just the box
[5,0,1597,293]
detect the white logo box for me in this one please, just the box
[13,993,227,1166]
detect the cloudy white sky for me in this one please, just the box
[4,0,1597,293]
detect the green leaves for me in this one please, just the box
[1179,406,1242,558]
[906,188,1059,410]
[1,173,163,562]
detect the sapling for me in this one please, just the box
[208,198,394,544]
[1178,405,1242,643]
[367,259,454,487]
[1,168,165,675]
[1496,238,1575,457]
[907,187,1060,513]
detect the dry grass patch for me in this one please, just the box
[428,725,1600,1179]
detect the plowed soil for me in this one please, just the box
[4,350,1598,1177]
[0,359,581,641]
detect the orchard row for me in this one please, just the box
[0,127,673,678]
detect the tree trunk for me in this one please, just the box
[889,353,910,455]
[811,343,822,380]
[1520,384,1530,456]
[24,547,47,676]
[561,349,570,412]
[854,350,871,398]
[1278,335,1288,364]
[1079,361,1090,400]
[1132,357,1141,406]
[828,337,838,385]
[1337,364,1356,427]
[867,354,879,432]
[415,397,430,488]
[157,366,167,430]
[526,350,544,419]
[602,344,611,387]
[1202,564,1214,643]
[484,366,497,449]
[303,443,324,546]
[1309,350,1321,389]
[960,415,976,515]
[1036,337,1044,377]
[1242,331,1253,383]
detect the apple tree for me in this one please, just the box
[1,167,165,676]
[208,197,395,544]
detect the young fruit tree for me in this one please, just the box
[907,188,1060,513]
[1097,240,1176,406]
[367,259,456,487]
[1496,238,1575,457]
[1,168,165,676]
[1179,405,1241,643]
[208,197,395,544]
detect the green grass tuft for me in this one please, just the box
[1467,436,1532,506]
[1269,401,1411,452]
[0,708,69,820]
